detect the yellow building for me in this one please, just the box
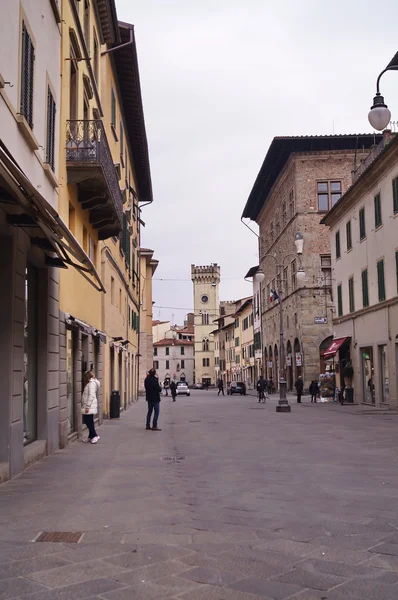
[58,1,152,443]
[139,248,158,393]
[234,298,255,389]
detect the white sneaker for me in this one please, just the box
[90,436,100,444]
[82,437,90,443]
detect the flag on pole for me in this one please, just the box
[269,289,274,302]
[273,289,279,301]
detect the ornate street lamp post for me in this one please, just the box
[368,51,398,131]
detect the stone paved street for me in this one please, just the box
[2,391,398,599]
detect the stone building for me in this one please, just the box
[322,131,398,407]
[191,264,220,386]
[242,135,382,389]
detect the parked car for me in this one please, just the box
[176,382,190,396]
[192,383,203,390]
[227,381,246,396]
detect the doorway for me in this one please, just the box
[118,351,123,409]
[24,265,38,446]
[66,329,76,435]
[286,340,293,391]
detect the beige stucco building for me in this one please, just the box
[153,339,194,386]
[242,135,382,391]
[191,264,220,385]
[322,131,398,408]
[139,248,158,393]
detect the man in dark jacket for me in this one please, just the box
[145,369,162,430]
[217,379,224,396]
[256,376,267,403]
[170,380,177,402]
[295,376,304,403]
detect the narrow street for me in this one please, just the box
[2,392,398,599]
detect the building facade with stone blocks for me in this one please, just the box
[322,131,398,408]
[0,0,62,481]
[191,264,220,385]
[242,135,383,391]
[139,248,158,394]
[153,339,195,387]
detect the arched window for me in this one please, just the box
[202,337,209,352]
[201,312,209,325]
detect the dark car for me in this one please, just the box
[228,381,246,396]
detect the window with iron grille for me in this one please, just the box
[359,207,366,240]
[20,22,35,128]
[377,259,385,302]
[374,193,382,228]
[45,87,56,170]
[348,277,355,313]
[337,284,343,316]
[393,177,398,215]
[362,269,369,308]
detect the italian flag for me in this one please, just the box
[270,289,275,302]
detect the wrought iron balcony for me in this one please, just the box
[66,120,123,239]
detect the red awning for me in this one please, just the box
[323,337,350,359]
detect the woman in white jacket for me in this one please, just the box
[82,371,100,444]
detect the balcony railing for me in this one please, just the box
[66,120,123,228]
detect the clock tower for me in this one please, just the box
[191,264,220,386]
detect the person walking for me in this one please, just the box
[145,369,162,430]
[163,379,169,396]
[256,375,267,403]
[309,380,320,403]
[81,370,100,444]
[170,380,177,402]
[217,379,224,396]
[295,375,304,403]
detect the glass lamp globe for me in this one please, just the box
[296,269,305,282]
[255,268,265,283]
[368,105,391,131]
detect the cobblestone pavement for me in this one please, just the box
[2,392,398,599]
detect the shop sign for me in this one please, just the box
[314,317,328,324]
[286,355,292,366]
[296,353,302,366]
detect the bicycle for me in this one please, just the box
[257,390,269,403]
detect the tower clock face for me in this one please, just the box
[201,294,209,304]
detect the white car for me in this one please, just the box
[176,382,190,396]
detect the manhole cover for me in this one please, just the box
[249,407,266,410]
[188,420,201,423]
[161,456,186,461]
[35,532,83,543]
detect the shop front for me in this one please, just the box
[323,336,351,403]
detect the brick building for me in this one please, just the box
[242,135,382,389]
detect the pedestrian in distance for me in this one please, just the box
[163,379,169,396]
[145,369,162,430]
[81,370,100,444]
[217,379,224,396]
[295,375,304,403]
[309,380,320,403]
[170,380,177,402]
[256,375,267,403]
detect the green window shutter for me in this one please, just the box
[374,193,382,228]
[348,277,355,313]
[346,221,352,251]
[362,269,369,308]
[335,231,341,259]
[111,88,116,126]
[359,208,366,240]
[393,178,398,215]
[46,87,56,170]
[377,259,385,302]
[337,284,343,316]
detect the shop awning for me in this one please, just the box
[0,141,105,292]
[323,337,350,359]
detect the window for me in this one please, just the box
[320,255,332,287]
[291,260,296,292]
[362,269,369,308]
[337,284,343,316]
[120,122,124,159]
[235,355,240,364]
[45,87,56,170]
[335,231,341,259]
[359,207,366,240]
[69,203,75,234]
[202,338,209,351]
[377,259,385,302]
[154,347,157,356]
[181,346,185,355]
[181,360,185,369]
[20,22,35,128]
[165,347,169,356]
[165,360,169,370]
[202,358,209,367]
[289,189,294,218]
[83,226,88,253]
[111,276,115,305]
[284,267,288,295]
[235,337,239,347]
[111,88,116,128]
[317,181,342,211]
[88,235,96,263]
[348,277,355,313]
[93,30,99,83]
[374,193,382,228]
[234,318,239,328]
[153,361,159,370]
[346,220,352,251]
[201,312,209,325]
[282,202,287,224]
[393,177,398,215]
[84,0,90,48]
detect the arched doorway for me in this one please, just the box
[268,346,273,382]
[294,338,302,380]
[274,343,279,391]
[263,348,268,378]
[286,340,293,391]
[319,336,333,376]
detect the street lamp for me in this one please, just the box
[255,267,265,283]
[368,51,398,131]
[261,232,305,413]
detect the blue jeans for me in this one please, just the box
[146,402,160,428]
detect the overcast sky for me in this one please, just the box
[117,0,398,324]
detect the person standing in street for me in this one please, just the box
[309,380,320,403]
[217,379,224,396]
[170,380,177,402]
[163,379,169,396]
[145,369,162,430]
[81,370,100,444]
[256,375,267,403]
[295,375,304,403]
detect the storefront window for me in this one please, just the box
[66,329,75,434]
[24,265,38,445]
[361,347,375,404]
[379,345,389,403]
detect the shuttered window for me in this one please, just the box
[377,259,385,302]
[393,177,398,215]
[46,87,56,171]
[20,22,35,128]
[348,277,355,313]
[374,193,382,228]
[346,220,352,251]
[335,231,341,259]
[337,284,343,316]
[359,207,366,240]
[362,269,369,308]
